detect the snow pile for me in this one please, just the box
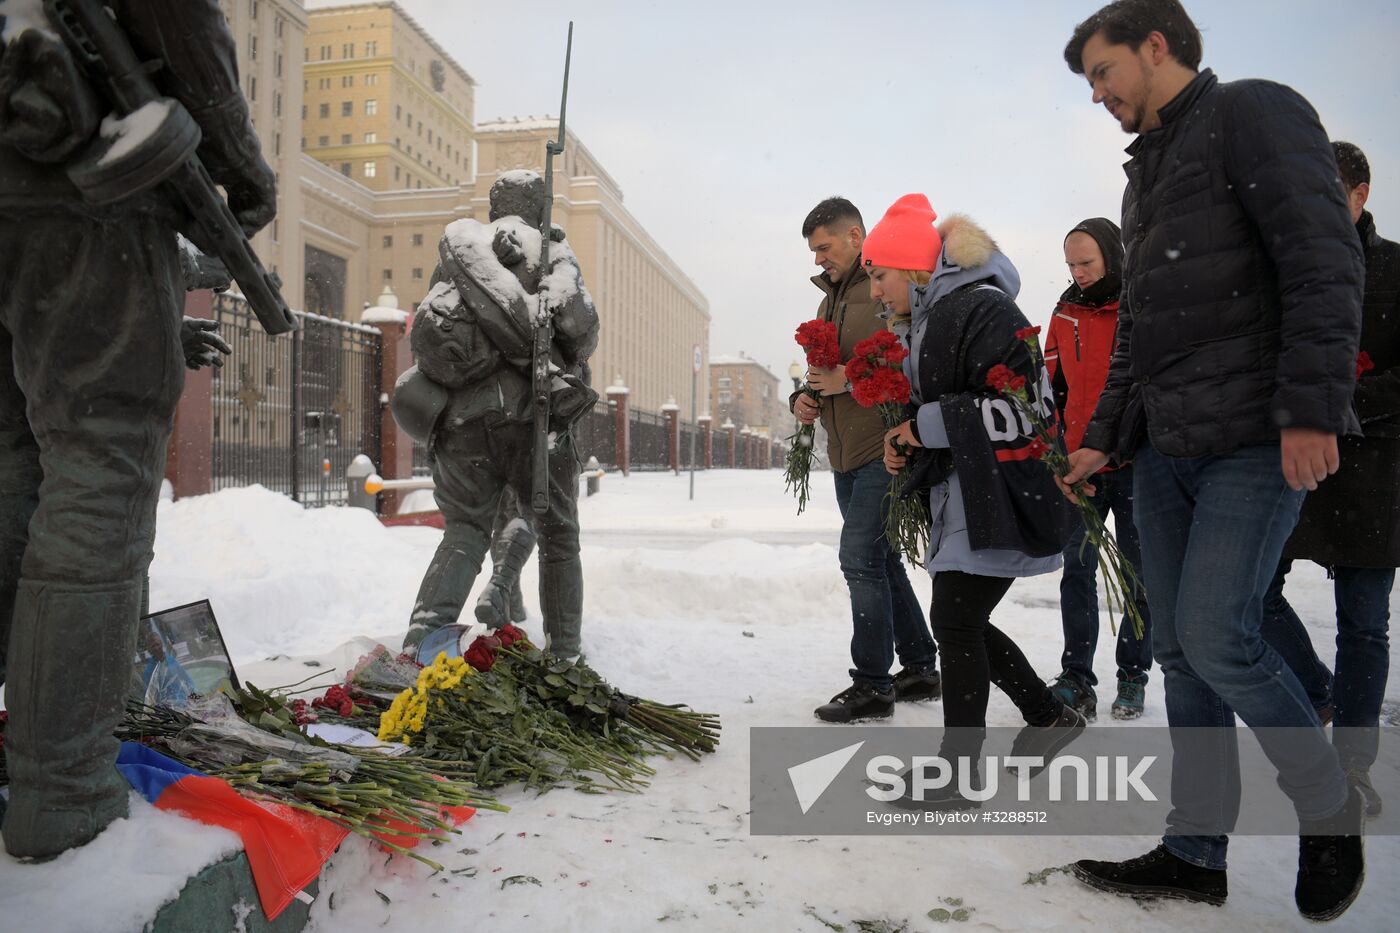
[2,471,1395,930]
[0,793,240,933]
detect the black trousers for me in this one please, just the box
[929,571,1058,741]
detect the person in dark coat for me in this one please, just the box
[871,198,1084,809]
[1262,141,1398,819]
[0,1,276,859]
[1056,0,1367,920]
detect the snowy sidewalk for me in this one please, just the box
[4,470,1394,932]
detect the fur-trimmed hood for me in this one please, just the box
[909,214,1021,321]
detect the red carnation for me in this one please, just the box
[795,320,842,369]
[464,637,496,672]
[1025,437,1050,460]
[289,698,319,726]
[1015,326,1042,341]
[1007,375,1027,392]
[1357,351,1375,379]
[985,364,1016,391]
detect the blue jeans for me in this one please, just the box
[1263,559,1393,771]
[1133,443,1348,871]
[834,460,938,692]
[1059,463,1153,688]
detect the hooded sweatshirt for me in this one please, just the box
[1044,218,1125,457]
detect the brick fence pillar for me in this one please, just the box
[165,290,216,499]
[662,399,680,474]
[698,415,713,469]
[722,420,736,468]
[364,307,414,515]
[607,380,631,476]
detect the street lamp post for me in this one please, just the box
[788,361,803,394]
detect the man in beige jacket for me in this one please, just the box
[793,197,939,722]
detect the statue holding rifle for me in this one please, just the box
[397,26,598,660]
[0,0,288,859]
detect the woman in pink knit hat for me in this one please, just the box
[864,194,1084,809]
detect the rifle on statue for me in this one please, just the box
[531,22,573,515]
[45,0,298,336]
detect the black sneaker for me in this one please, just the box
[893,666,942,702]
[1072,845,1227,905]
[1347,769,1383,819]
[1049,672,1097,722]
[1111,672,1148,720]
[814,683,895,723]
[1296,786,1366,922]
[1008,703,1087,777]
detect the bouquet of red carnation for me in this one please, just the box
[847,330,930,565]
[785,319,842,513]
[988,326,1145,639]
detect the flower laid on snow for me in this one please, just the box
[847,330,929,566]
[786,319,843,515]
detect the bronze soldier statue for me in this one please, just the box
[0,1,277,859]
[399,170,598,659]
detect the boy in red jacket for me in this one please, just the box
[1044,218,1152,719]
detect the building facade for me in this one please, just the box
[215,1,710,416]
[709,355,786,438]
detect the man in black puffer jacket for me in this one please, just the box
[1262,141,1399,820]
[1056,0,1366,922]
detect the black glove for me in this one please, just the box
[180,317,232,370]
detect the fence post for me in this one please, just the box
[661,397,680,474]
[165,289,216,499]
[698,414,713,469]
[362,300,413,516]
[722,419,736,468]
[607,377,630,477]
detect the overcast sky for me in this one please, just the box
[309,0,1400,389]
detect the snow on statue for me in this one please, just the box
[394,169,600,661]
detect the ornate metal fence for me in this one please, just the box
[629,409,671,471]
[571,400,617,469]
[210,295,382,506]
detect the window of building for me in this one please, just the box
[405,110,412,126]
[395,104,401,119]
[275,15,283,38]
[274,93,281,117]
[273,133,281,156]
[248,77,256,101]
[249,35,257,60]
[318,103,329,118]
[341,101,352,117]
[342,43,354,59]
[339,162,351,176]
[365,99,377,116]
[275,53,282,77]
[412,267,423,280]
[320,45,331,60]
[340,133,351,145]
[318,77,330,90]
[317,135,328,147]
[301,105,307,119]
[383,269,392,281]
[717,377,731,388]
[363,161,377,178]
[250,0,258,18]
[762,384,771,398]
[341,75,353,88]
[427,129,433,144]
[382,235,393,248]
[718,391,732,405]
[365,40,377,57]
[364,132,377,143]
[412,233,423,247]
[394,165,401,181]
[365,73,378,86]
[300,136,305,149]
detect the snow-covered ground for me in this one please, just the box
[3,469,1396,932]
